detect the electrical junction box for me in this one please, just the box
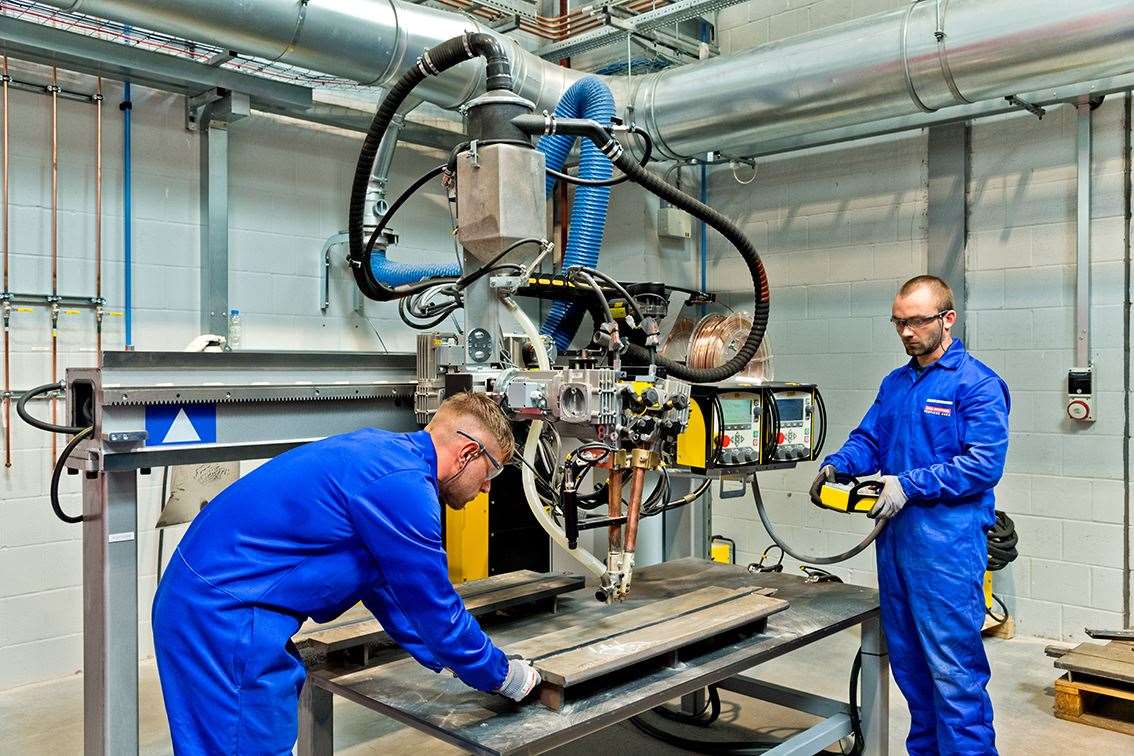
[1066,367,1094,422]
[657,206,692,239]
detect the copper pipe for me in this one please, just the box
[606,468,623,553]
[2,55,10,468]
[50,67,58,461]
[622,464,647,553]
[94,78,103,364]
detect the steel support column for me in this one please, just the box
[191,92,248,337]
[926,122,970,341]
[82,469,140,755]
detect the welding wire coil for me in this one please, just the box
[686,312,773,382]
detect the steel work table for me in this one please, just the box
[298,558,888,755]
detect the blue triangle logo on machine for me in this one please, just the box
[163,408,202,444]
[144,403,217,446]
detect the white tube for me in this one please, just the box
[503,296,605,580]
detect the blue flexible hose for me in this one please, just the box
[537,77,615,350]
[369,250,458,286]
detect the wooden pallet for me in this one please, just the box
[503,585,788,710]
[981,613,1014,639]
[1054,673,1134,736]
[294,571,584,659]
[1054,640,1134,686]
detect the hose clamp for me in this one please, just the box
[417,52,439,77]
[599,138,624,161]
[542,110,555,135]
[462,33,474,59]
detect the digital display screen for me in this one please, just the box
[777,398,805,422]
[720,399,753,427]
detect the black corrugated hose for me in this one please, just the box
[348,32,512,302]
[509,113,770,384]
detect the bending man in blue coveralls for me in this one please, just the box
[152,392,541,755]
[812,275,1009,755]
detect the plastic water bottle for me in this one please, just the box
[227,309,242,350]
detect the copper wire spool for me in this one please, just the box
[659,315,696,362]
[686,312,773,382]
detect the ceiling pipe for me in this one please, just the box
[43,0,1134,159]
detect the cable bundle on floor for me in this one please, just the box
[985,510,1018,623]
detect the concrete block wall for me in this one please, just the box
[965,100,1130,638]
[717,0,910,54]
[0,65,456,689]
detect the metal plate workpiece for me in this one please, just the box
[316,558,879,755]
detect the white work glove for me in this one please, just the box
[868,475,907,520]
[496,657,541,702]
[809,464,838,504]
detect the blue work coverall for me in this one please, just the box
[151,428,509,755]
[823,340,1009,755]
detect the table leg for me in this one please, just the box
[859,616,889,755]
[681,689,706,715]
[83,470,139,755]
[298,676,334,756]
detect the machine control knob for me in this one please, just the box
[744,449,757,463]
[643,388,660,406]
[670,394,688,410]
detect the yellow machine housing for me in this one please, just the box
[445,492,490,583]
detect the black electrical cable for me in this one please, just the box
[49,426,92,524]
[398,296,460,330]
[752,476,885,565]
[848,650,864,755]
[545,126,654,187]
[986,511,1018,571]
[17,381,87,434]
[987,593,1009,624]
[569,266,645,323]
[457,237,545,289]
[628,644,863,755]
[363,163,447,257]
[512,114,770,384]
[812,389,828,460]
[349,32,512,302]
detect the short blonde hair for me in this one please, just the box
[899,275,954,311]
[432,392,514,462]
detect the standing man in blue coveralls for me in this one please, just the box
[152,392,541,755]
[811,275,1010,755]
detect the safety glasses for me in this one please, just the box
[890,310,950,331]
[456,430,504,480]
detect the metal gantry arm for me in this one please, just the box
[70,350,420,755]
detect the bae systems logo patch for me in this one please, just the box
[924,398,953,417]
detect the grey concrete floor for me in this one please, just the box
[1,630,1129,754]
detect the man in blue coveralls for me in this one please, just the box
[811,275,1009,755]
[152,392,541,755]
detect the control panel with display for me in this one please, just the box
[769,390,814,462]
[716,393,762,466]
[677,382,826,475]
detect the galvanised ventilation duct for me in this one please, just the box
[44,0,1134,158]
